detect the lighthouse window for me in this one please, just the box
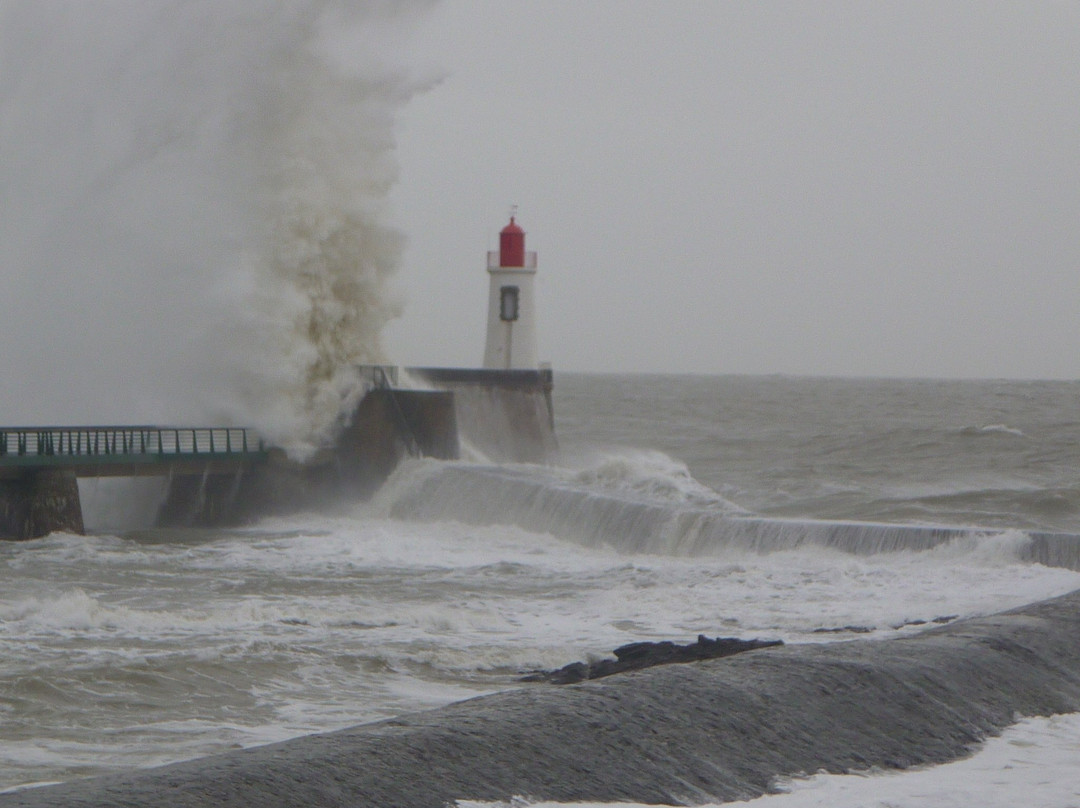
[500,285,520,321]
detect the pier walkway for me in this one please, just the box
[0,426,267,478]
[0,425,268,540]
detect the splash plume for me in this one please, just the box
[0,1,434,458]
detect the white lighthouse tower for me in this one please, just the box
[483,215,538,369]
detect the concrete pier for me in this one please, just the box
[0,366,556,536]
[0,470,84,539]
[159,388,462,527]
[159,367,556,528]
[408,366,557,463]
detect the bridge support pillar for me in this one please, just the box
[157,471,245,528]
[0,470,84,540]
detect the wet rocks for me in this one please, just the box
[811,615,959,635]
[521,635,784,684]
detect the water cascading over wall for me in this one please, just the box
[406,367,558,464]
[158,366,561,527]
[376,460,1080,569]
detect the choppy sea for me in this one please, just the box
[4,373,1080,806]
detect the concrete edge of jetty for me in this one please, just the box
[5,587,1080,807]
[156,365,558,529]
[0,366,559,539]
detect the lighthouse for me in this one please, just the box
[483,215,539,369]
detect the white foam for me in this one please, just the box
[4,491,1080,790]
[1,518,1078,794]
[922,528,1033,566]
[967,423,1026,437]
[563,447,738,508]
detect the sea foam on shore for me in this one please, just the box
[4,587,1080,808]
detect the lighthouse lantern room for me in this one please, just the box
[483,215,539,370]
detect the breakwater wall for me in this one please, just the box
[158,388,460,526]
[378,462,1080,569]
[158,367,557,527]
[7,588,1080,807]
[407,366,557,463]
[0,368,555,536]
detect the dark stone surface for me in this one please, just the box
[158,389,461,527]
[0,470,84,539]
[521,635,783,683]
[811,615,957,634]
[27,469,84,536]
[7,589,1080,807]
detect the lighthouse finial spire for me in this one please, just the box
[509,204,518,222]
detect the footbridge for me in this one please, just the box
[0,425,268,540]
[0,426,266,476]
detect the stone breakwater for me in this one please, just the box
[7,589,1080,807]
[520,635,785,684]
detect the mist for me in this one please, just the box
[0,1,432,456]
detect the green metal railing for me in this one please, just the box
[0,426,266,468]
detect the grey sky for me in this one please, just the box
[1,1,1079,432]
[385,2,1080,378]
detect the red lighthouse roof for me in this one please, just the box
[499,216,526,267]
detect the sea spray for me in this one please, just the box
[221,3,428,459]
[0,1,435,458]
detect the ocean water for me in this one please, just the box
[3,373,1080,804]
[7,4,1079,803]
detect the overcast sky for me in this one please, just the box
[2,1,1080,431]
[384,1,1080,378]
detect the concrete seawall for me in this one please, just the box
[408,367,557,464]
[158,367,557,527]
[158,388,461,526]
[0,368,554,536]
[7,588,1080,807]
